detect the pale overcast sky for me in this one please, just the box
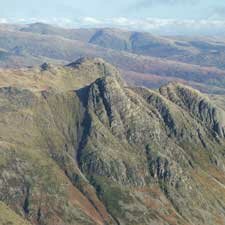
[1,0,225,35]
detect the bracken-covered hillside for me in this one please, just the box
[0,58,225,225]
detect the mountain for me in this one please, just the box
[21,23,225,69]
[20,23,97,43]
[1,24,225,94]
[1,57,225,225]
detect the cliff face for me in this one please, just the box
[1,58,225,225]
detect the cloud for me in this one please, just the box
[0,18,8,23]
[130,0,198,10]
[3,17,74,27]
[80,17,103,25]
[76,17,225,35]
[101,17,225,33]
[3,17,225,35]
[104,17,225,35]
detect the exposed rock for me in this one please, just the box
[0,58,225,225]
[40,62,51,71]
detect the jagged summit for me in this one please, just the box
[1,59,225,225]
[0,57,122,93]
[160,81,225,138]
[66,57,124,84]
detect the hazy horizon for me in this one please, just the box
[1,0,225,35]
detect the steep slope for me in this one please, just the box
[1,58,225,225]
[0,201,32,225]
[0,59,120,225]
[89,28,132,51]
[79,74,225,225]
[159,82,225,137]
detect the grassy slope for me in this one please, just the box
[0,201,32,225]
[77,73,225,225]
[0,59,117,225]
[0,58,225,224]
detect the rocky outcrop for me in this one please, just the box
[1,58,225,225]
[160,82,225,138]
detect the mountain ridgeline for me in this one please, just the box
[1,23,225,94]
[0,58,225,225]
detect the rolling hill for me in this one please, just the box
[21,23,225,69]
[0,24,225,94]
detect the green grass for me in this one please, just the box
[0,201,32,225]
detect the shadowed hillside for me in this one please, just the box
[1,58,225,224]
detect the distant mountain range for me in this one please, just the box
[1,23,225,94]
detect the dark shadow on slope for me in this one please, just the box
[75,85,92,167]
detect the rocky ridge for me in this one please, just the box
[0,58,225,225]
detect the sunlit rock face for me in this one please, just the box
[0,58,225,225]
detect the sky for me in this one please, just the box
[1,0,225,35]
